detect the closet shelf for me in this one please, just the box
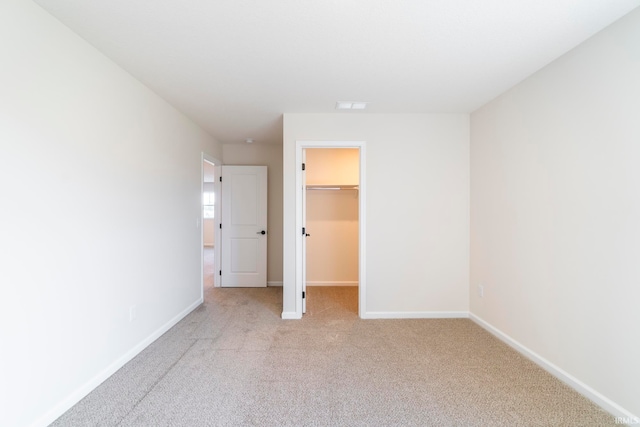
[306,185,359,191]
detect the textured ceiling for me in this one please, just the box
[34,0,640,144]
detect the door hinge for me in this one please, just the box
[302,227,305,235]
[302,163,305,171]
[219,176,222,182]
[219,223,222,229]
[219,270,222,276]
[302,291,306,299]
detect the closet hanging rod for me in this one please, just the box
[306,185,359,191]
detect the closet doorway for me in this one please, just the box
[295,141,366,318]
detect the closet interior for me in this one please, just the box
[305,148,359,314]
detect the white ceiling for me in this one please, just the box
[34,0,639,145]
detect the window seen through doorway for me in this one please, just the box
[203,192,215,218]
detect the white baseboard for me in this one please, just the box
[469,313,638,422]
[362,311,469,319]
[306,281,358,287]
[281,311,300,319]
[267,281,283,287]
[32,297,204,427]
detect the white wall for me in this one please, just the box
[0,2,222,426]
[305,148,360,186]
[203,219,216,246]
[283,114,470,317]
[223,143,283,284]
[306,189,359,285]
[470,8,640,418]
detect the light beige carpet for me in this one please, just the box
[51,286,616,426]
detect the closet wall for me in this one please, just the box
[306,148,359,286]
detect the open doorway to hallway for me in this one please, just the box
[202,158,218,292]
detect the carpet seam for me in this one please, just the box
[115,338,199,426]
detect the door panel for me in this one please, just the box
[302,150,307,313]
[230,238,258,272]
[230,173,259,224]
[221,165,267,287]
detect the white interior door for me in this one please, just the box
[220,165,268,287]
[301,150,307,313]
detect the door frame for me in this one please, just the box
[201,153,222,298]
[295,140,366,318]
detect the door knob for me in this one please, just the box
[305,233,311,237]
[256,230,266,235]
